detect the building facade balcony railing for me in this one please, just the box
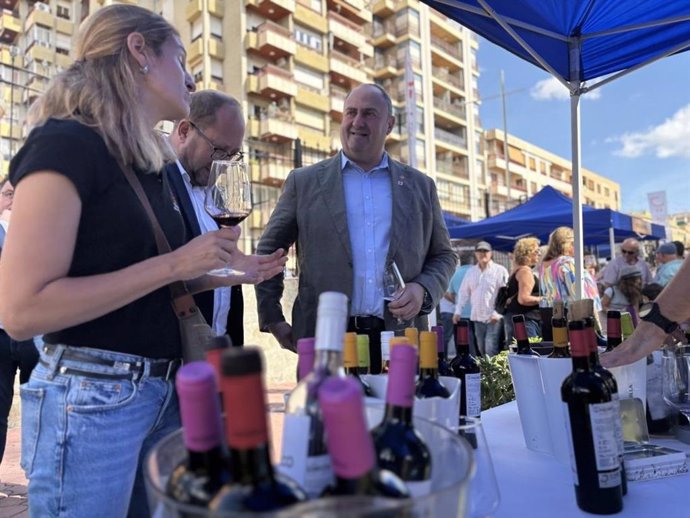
[329,50,367,85]
[433,97,467,120]
[432,65,464,90]
[435,127,467,150]
[430,35,462,61]
[436,160,469,179]
[328,11,370,52]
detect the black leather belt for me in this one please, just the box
[39,344,181,381]
[349,315,386,332]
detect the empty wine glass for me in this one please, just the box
[204,159,252,277]
[662,344,690,443]
[383,261,406,324]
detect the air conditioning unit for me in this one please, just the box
[35,2,51,13]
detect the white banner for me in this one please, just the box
[647,191,668,238]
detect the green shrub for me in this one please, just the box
[478,351,515,410]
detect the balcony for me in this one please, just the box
[432,66,465,91]
[368,53,398,79]
[295,44,328,72]
[25,5,55,31]
[248,64,297,100]
[435,127,467,150]
[436,159,469,180]
[0,0,18,12]
[56,17,74,35]
[433,96,467,126]
[295,86,330,112]
[327,0,371,25]
[431,35,463,63]
[246,0,295,21]
[298,127,332,150]
[246,21,296,61]
[328,12,372,57]
[259,117,298,144]
[259,159,292,185]
[187,0,225,21]
[371,19,396,48]
[0,121,21,140]
[0,11,20,44]
[329,50,367,88]
[330,86,346,121]
[370,0,395,17]
[294,3,328,33]
[55,52,71,69]
[26,44,54,63]
[188,38,203,65]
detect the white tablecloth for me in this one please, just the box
[481,401,690,518]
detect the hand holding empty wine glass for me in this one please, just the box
[204,159,252,276]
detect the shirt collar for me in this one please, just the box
[175,159,192,185]
[340,151,389,174]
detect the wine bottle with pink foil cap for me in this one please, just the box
[281,292,348,498]
[372,343,432,497]
[167,361,229,507]
[210,347,307,512]
[296,337,315,381]
[318,377,409,498]
[431,325,452,376]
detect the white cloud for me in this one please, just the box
[530,77,602,101]
[611,104,690,158]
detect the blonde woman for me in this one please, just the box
[0,6,285,517]
[503,237,543,346]
[538,226,601,312]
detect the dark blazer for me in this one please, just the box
[255,152,455,341]
[165,162,244,346]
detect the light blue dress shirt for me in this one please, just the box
[341,152,392,318]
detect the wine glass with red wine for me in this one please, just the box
[204,159,252,276]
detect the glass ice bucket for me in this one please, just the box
[144,407,474,517]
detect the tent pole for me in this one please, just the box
[571,92,584,301]
[609,227,615,260]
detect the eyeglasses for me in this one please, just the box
[621,249,637,256]
[189,121,244,162]
[1,191,14,199]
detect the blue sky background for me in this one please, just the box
[476,38,690,216]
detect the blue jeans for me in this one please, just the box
[20,344,180,518]
[473,320,503,357]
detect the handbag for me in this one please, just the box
[120,164,215,362]
[494,285,511,315]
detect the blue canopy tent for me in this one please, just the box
[443,211,470,229]
[447,186,665,250]
[421,0,690,296]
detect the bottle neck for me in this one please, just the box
[314,349,344,374]
[383,404,413,425]
[188,445,227,475]
[419,367,439,379]
[455,342,470,355]
[228,444,275,486]
[516,339,532,354]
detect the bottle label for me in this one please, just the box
[588,401,619,472]
[598,469,622,489]
[279,413,333,498]
[406,479,433,498]
[562,402,579,485]
[465,373,482,417]
[610,395,624,458]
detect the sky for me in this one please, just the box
[475,38,690,216]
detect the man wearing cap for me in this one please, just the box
[654,242,685,287]
[452,241,509,357]
[600,238,652,287]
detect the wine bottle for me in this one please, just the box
[416,331,450,399]
[513,315,539,356]
[605,311,622,352]
[380,330,395,374]
[561,320,623,515]
[585,316,627,496]
[431,324,452,376]
[372,343,432,496]
[211,348,307,512]
[356,334,375,396]
[167,362,229,507]
[296,337,315,381]
[449,320,481,418]
[344,332,373,396]
[281,291,348,498]
[205,335,232,414]
[620,312,634,340]
[318,377,410,498]
[548,315,570,358]
[404,327,419,349]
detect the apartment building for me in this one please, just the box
[484,128,621,216]
[1,0,486,247]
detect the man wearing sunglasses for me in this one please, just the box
[600,237,652,288]
[166,90,246,346]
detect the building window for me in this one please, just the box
[294,25,322,52]
[56,4,70,20]
[210,16,223,40]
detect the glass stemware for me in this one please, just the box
[204,159,252,277]
[662,344,690,443]
[383,261,406,325]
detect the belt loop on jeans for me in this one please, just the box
[42,344,66,381]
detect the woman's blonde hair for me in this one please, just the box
[513,237,541,266]
[542,226,574,262]
[27,5,178,172]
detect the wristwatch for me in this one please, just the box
[639,302,679,334]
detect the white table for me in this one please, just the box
[481,401,690,518]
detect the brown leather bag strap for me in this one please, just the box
[120,164,188,301]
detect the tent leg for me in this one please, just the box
[571,94,584,300]
[609,227,616,261]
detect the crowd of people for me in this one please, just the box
[444,232,687,358]
[0,4,688,516]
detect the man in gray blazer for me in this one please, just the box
[256,83,455,372]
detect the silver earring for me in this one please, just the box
[140,64,149,75]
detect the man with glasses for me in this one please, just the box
[166,90,246,346]
[600,237,652,288]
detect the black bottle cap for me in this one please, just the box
[206,334,232,352]
[221,346,263,377]
[568,320,585,331]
